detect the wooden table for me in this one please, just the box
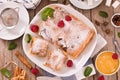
[0,0,120,80]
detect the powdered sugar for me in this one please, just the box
[31,38,48,56]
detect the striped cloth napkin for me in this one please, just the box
[0,0,41,9]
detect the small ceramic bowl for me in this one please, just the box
[95,51,120,75]
[111,13,120,28]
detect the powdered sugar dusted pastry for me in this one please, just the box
[38,5,95,59]
[45,47,67,71]
[30,37,48,57]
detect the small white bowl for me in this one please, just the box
[95,51,120,75]
[111,13,120,28]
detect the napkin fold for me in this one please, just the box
[37,34,107,80]
[91,34,107,58]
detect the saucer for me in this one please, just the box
[0,2,29,40]
[70,0,103,10]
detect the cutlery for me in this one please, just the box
[113,39,120,53]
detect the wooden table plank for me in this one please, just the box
[91,0,117,80]
[0,40,6,80]
[35,0,49,14]
[0,0,120,80]
[114,0,120,80]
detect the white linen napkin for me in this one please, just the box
[91,34,107,58]
[37,34,107,80]
[75,34,107,80]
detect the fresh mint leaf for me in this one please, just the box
[41,7,55,21]
[1,68,11,78]
[25,34,32,43]
[118,32,120,38]
[84,66,93,77]
[99,11,108,18]
[8,42,17,50]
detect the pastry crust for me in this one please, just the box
[30,37,48,57]
[68,29,95,59]
[38,5,95,59]
[66,14,95,59]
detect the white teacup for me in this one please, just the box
[0,7,19,30]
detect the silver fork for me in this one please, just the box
[113,39,120,53]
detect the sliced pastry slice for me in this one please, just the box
[30,37,48,57]
[38,5,95,59]
[44,46,67,71]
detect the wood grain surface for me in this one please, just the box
[0,0,120,80]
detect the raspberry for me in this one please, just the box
[31,68,39,75]
[112,53,118,59]
[67,60,73,67]
[98,75,105,80]
[65,15,72,21]
[57,20,65,28]
[30,24,39,32]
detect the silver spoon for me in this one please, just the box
[113,39,120,53]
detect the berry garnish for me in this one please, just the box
[30,24,39,32]
[112,53,118,59]
[98,75,105,80]
[57,20,65,28]
[31,68,39,75]
[67,60,73,67]
[65,15,72,21]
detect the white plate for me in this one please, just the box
[0,2,29,40]
[70,0,103,9]
[22,4,97,77]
